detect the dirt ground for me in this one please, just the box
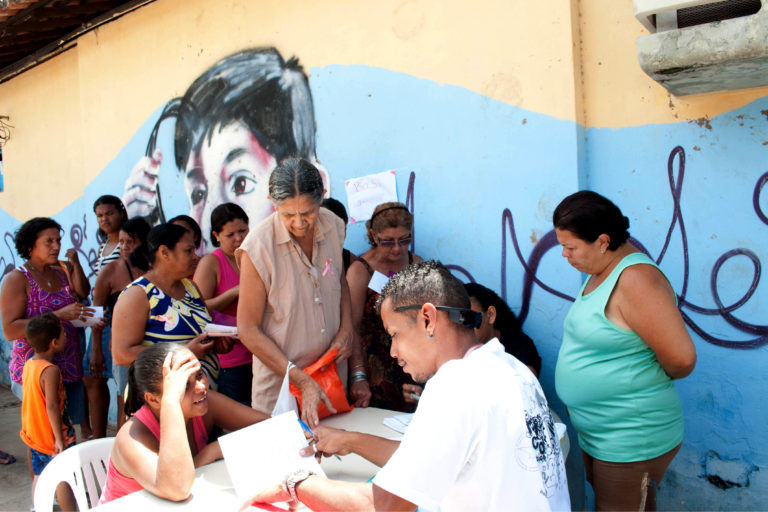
[0,384,116,511]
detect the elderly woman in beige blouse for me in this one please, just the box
[236,157,354,427]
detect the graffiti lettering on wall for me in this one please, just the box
[1,215,98,280]
[499,146,766,349]
[123,47,325,252]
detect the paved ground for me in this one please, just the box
[0,384,116,511]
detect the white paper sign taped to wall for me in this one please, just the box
[344,170,398,223]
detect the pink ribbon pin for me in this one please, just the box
[322,257,335,277]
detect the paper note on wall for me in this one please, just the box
[344,170,398,223]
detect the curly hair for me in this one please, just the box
[13,217,62,260]
[378,260,470,319]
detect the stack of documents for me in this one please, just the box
[382,413,414,435]
[204,323,238,337]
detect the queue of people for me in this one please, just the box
[0,159,697,511]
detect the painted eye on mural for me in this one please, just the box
[229,171,257,196]
[190,183,207,206]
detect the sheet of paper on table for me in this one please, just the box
[204,323,238,337]
[383,413,414,435]
[70,306,104,328]
[219,411,325,506]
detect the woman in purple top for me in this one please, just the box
[193,203,252,404]
[0,217,92,422]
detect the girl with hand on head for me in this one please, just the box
[98,343,269,504]
[193,203,252,405]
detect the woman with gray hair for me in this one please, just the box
[236,157,353,427]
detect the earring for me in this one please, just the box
[601,248,605,254]
[426,331,434,339]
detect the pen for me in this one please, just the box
[410,392,421,401]
[297,418,342,460]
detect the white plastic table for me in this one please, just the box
[97,406,568,510]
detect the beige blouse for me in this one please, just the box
[236,207,347,413]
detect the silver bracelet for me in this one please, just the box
[351,370,368,382]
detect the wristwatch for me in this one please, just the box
[283,469,316,503]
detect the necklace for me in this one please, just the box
[26,262,53,287]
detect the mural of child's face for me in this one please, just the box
[185,120,276,251]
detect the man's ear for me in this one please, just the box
[421,303,438,338]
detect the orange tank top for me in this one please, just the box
[19,359,75,455]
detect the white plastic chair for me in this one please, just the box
[34,437,114,511]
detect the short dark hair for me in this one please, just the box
[322,198,348,225]
[366,202,413,247]
[209,203,249,248]
[93,195,128,243]
[137,223,191,266]
[552,190,630,250]
[464,282,522,333]
[168,215,202,249]
[125,343,190,416]
[378,260,470,320]
[269,157,324,205]
[14,217,62,260]
[25,313,62,353]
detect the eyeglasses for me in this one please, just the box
[376,235,411,249]
[394,305,483,329]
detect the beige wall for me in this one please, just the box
[1,0,767,217]
[0,0,582,218]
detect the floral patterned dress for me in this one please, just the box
[357,255,415,412]
[9,266,82,384]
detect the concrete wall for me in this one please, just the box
[0,0,766,508]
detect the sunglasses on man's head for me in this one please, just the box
[376,235,411,248]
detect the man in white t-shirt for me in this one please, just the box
[241,260,570,511]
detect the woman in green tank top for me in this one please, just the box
[552,191,697,511]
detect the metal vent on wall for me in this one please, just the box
[635,0,768,95]
[678,0,761,28]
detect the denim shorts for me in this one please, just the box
[113,364,129,398]
[14,378,85,425]
[63,381,85,425]
[82,323,113,379]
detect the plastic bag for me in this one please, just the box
[289,348,353,419]
[272,362,300,416]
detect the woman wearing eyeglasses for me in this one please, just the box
[346,202,423,412]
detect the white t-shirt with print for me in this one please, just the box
[373,338,570,512]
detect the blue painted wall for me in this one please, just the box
[1,64,765,509]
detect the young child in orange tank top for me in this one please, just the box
[19,313,77,510]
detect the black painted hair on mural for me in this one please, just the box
[366,202,413,247]
[173,48,317,171]
[25,312,62,353]
[209,202,249,248]
[125,343,190,417]
[93,195,128,244]
[269,157,324,205]
[322,198,348,225]
[168,215,202,249]
[464,282,522,334]
[552,190,630,251]
[378,260,471,318]
[14,217,62,260]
